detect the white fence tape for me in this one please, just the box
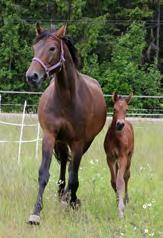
[0,120,38,127]
[0,138,42,143]
[0,100,42,164]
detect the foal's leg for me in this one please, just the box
[124,155,132,204]
[124,168,130,205]
[28,133,55,225]
[54,142,69,197]
[107,158,117,194]
[116,156,127,218]
[62,143,83,208]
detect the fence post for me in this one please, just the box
[17,100,27,164]
[35,122,40,160]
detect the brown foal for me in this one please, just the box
[104,92,134,218]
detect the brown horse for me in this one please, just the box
[104,92,134,218]
[26,24,106,224]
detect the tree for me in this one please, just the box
[0,0,161,112]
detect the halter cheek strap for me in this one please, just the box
[32,40,65,79]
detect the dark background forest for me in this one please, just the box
[0,0,163,112]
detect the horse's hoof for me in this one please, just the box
[118,206,125,218]
[70,198,81,209]
[118,211,124,218]
[61,192,69,209]
[61,200,69,209]
[27,214,40,225]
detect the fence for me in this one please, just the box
[0,100,41,164]
[0,91,163,164]
[0,90,163,117]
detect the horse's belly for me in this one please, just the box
[85,96,106,140]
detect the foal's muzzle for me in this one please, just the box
[116,120,125,131]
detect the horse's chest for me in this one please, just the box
[56,118,85,143]
[106,134,124,159]
[109,142,119,160]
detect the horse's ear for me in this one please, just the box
[36,23,44,36]
[112,92,118,103]
[126,92,133,104]
[55,25,66,38]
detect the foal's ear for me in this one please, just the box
[36,23,44,36]
[126,92,133,104]
[112,92,119,103]
[55,25,66,38]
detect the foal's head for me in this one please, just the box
[26,24,66,86]
[112,92,133,131]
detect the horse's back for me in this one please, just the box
[78,73,106,116]
[79,73,101,88]
[78,73,107,138]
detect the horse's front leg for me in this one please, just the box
[61,143,83,208]
[28,133,55,225]
[116,156,127,218]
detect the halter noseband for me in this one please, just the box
[32,38,65,79]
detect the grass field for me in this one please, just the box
[0,115,162,238]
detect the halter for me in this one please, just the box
[32,38,65,79]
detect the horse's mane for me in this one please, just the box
[34,30,79,68]
[62,36,79,68]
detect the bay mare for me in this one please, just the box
[26,24,107,224]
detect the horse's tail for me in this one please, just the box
[53,142,71,164]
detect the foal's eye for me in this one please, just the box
[49,47,56,52]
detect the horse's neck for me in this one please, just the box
[55,49,77,99]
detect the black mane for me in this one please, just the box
[62,36,79,68]
[34,30,79,68]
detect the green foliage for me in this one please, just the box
[102,23,160,94]
[0,0,161,111]
[100,22,161,109]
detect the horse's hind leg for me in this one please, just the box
[54,142,69,197]
[62,143,83,208]
[28,133,55,225]
[116,156,127,218]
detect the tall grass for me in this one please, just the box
[0,115,162,238]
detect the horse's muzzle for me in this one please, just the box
[26,72,43,87]
[116,121,125,131]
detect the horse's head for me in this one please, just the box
[26,23,66,87]
[112,92,133,131]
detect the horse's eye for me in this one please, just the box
[49,47,56,52]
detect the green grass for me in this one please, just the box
[0,115,163,238]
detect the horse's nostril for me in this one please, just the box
[116,122,125,130]
[26,73,39,83]
[33,73,39,81]
[26,75,32,82]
